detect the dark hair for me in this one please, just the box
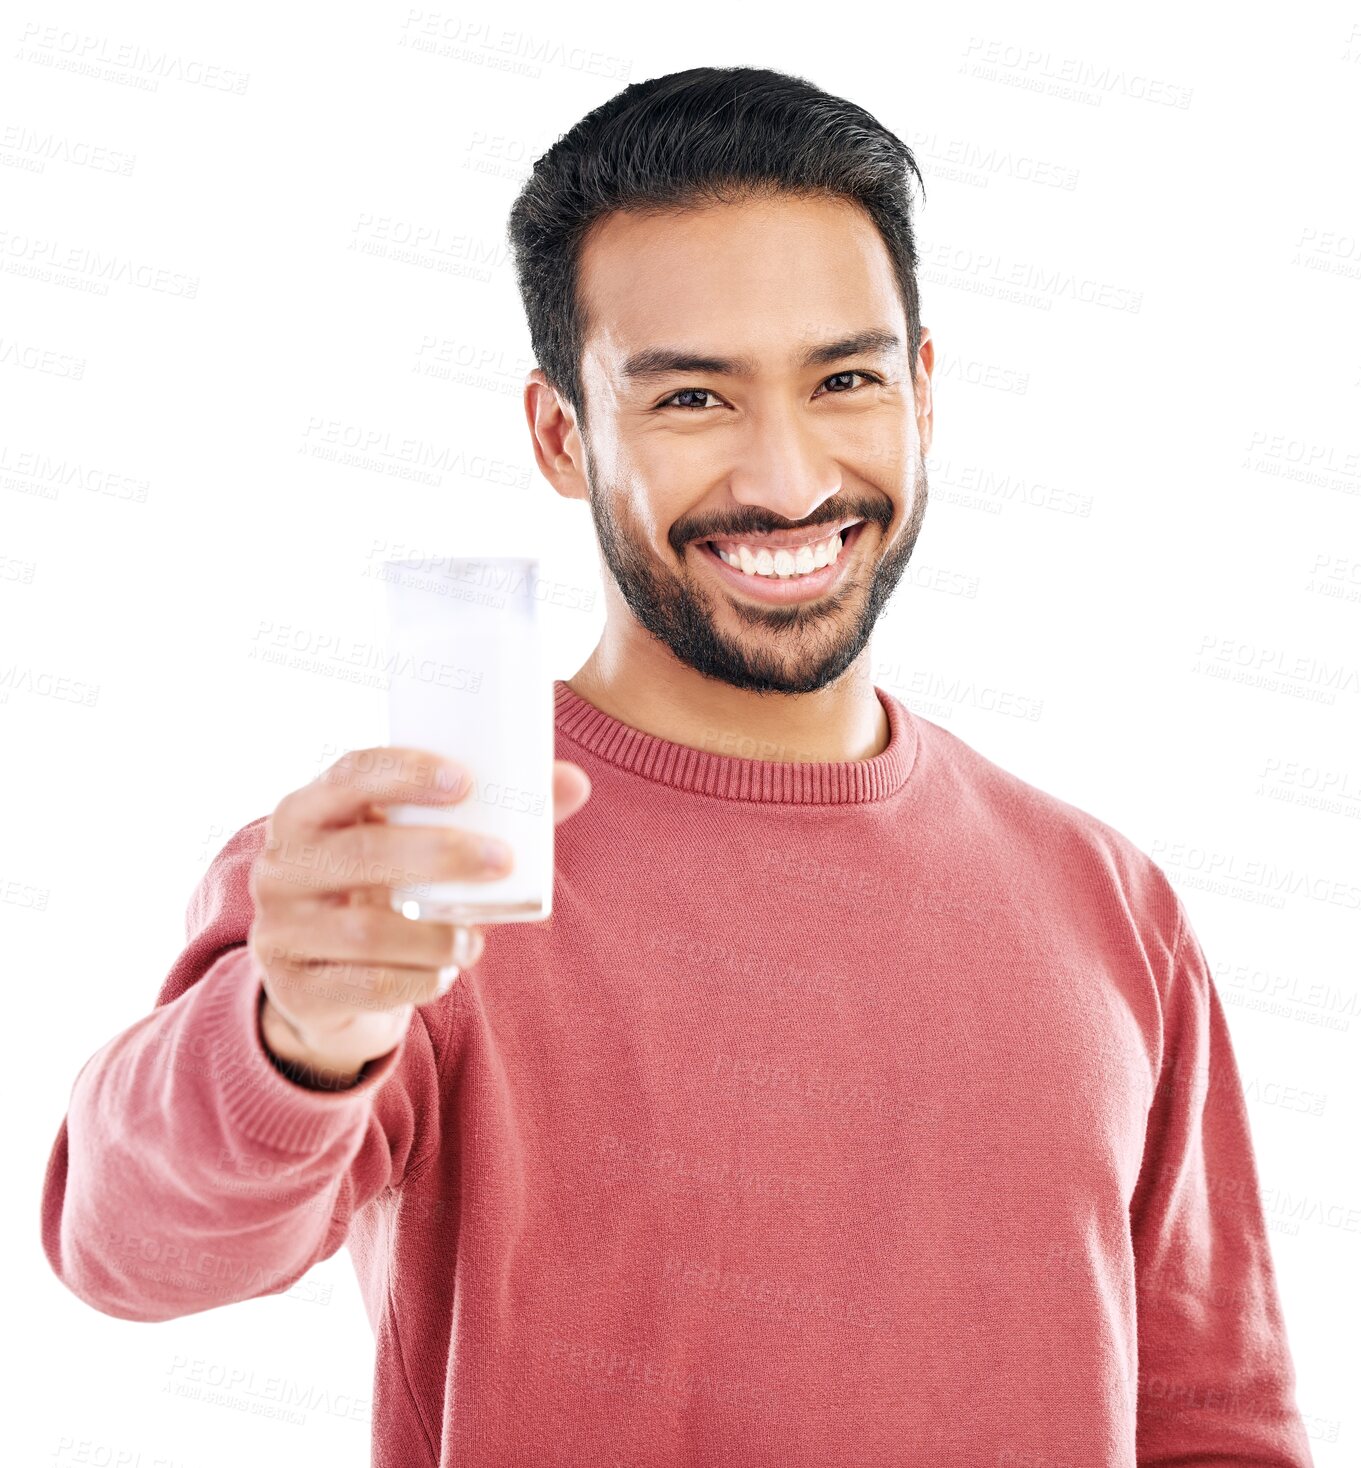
[506,65,927,433]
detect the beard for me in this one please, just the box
[581,446,928,696]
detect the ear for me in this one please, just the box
[913,326,934,459]
[525,369,590,504]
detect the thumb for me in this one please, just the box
[553,761,592,824]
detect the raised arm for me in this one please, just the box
[38,812,455,1321]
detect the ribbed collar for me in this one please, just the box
[552,678,918,805]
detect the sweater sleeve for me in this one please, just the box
[1130,894,1314,1466]
[39,818,457,1323]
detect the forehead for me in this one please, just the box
[576,194,902,375]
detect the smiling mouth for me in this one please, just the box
[701,520,865,580]
[690,520,868,605]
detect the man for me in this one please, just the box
[42,65,1313,1466]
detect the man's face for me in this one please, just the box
[541,192,932,695]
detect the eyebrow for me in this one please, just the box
[619,329,904,384]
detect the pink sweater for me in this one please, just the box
[41,678,1314,1466]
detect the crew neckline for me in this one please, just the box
[552,678,918,805]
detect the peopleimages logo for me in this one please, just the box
[16,24,250,94]
[0,123,137,175]
[0,230,198,298]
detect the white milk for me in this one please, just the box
[382,556,554,924]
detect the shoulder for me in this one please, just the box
[185,816,272,936]
[902,702,1182,957]
[146,816,272,1011]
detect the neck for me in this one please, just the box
[566,627,890,766]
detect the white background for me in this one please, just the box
[4,1,1358,1463]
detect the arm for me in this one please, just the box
[39,819,458,1322]
[1130,893,1314,1466]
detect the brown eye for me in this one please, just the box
[817,371,881,396]
[654,370,883,412]
[657,388,721,411]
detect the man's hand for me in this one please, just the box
[248,747,591,1081]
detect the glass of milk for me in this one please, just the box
[381,555,554,924]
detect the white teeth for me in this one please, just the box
[716,529,848,578]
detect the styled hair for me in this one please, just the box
[506,65,927,432]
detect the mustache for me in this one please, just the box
[674,505,889,551]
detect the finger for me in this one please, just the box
[260,953,450,1015]
[252,815,512,902]
[387,915,484,980]
[449,924,485,969]
[275,748,474,837]
[252,903,480,973]
[357,896,485,972]
[553,761,592,824]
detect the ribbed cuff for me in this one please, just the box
[192,946,407,1154]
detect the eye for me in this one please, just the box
[815,370,884,398]
[653,370,885,412]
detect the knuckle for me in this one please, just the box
[336,902,381,948]
[250,841,288,901]
[327,748,428,803]
[353,820,386,884]
[321,749,357,783]
[320,753,372,800]
[450,827,492,876]
[409,827,450,881]
[404,750,466,796]
[432,828,461,876]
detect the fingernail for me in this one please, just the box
[437,964,460,992]
[480,838,511,871]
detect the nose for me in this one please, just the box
[725,401,843,528]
